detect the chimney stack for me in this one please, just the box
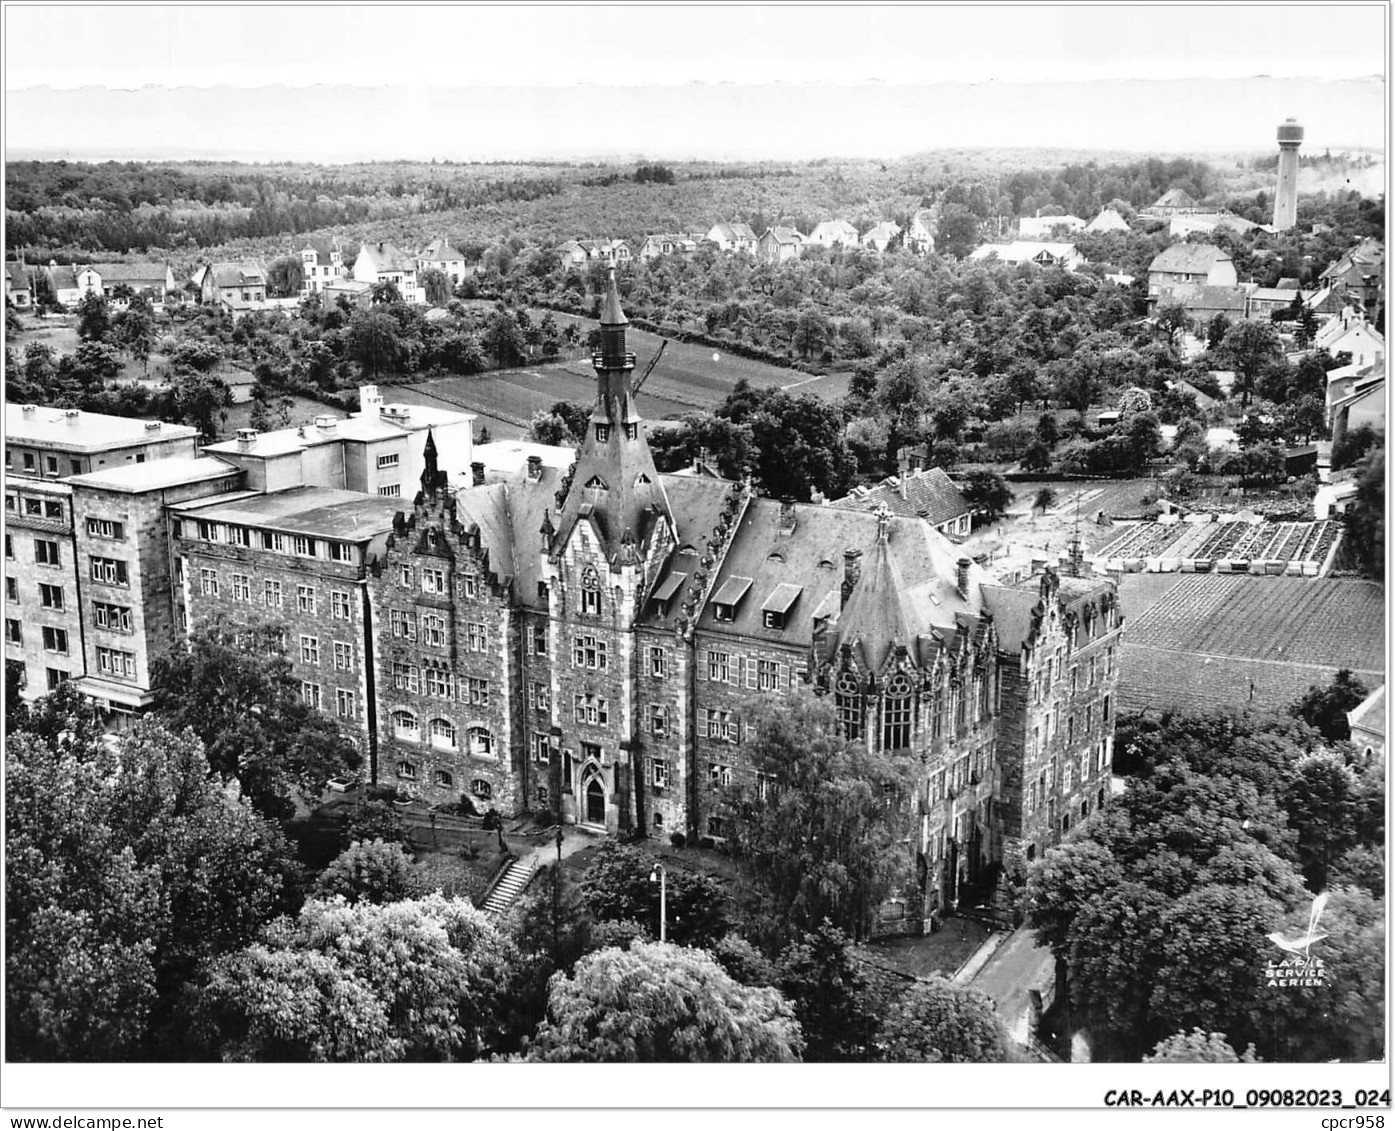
[842,548,863,607]
[526,455,543,481]
[471,461,485,487]
[897,447,911,500]
[956,557,971,597]
[778,498,796,535]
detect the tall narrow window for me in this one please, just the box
[836,671,863,741]
[882,672,913,751]
[580,565,601,616]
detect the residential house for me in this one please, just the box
[637,233,700,262]
[416,237,468,287]
[353,242,423,304]
[807,219,860,250]
[196,261,269,312]
[1316,310,1385,370]
[1318,238,1384,311]
[299,238,345,296]
[907,209,937,254]
[322,278,374,309]
[829,450,973,537]
[757,226,805,265]
[1247,285,1302,322]
[1147,244,1237,301]
[45,261,83,306]
[554,239,633,271]
[968,242,1085,271]
[1085,208,1130,234]
[1347,684,1385,761]
[1142,187,1200,216]
[1328,369,1384,441]
[76,263,178,306]
[861,221,902,252]
[1018,215,1085,238]
[705,222,759,254]
[1154,283,1253,324]
[6,406,199,481]
[5,261,33,308]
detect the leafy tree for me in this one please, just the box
[1283,751,1361,890]
[1289,669,1369,742]
[167,369,232,438]
[75,290,111,340]
[1022,440,1052,473]
[419,267,452,305]
[877,975,1012,1062]
[935,204,980,259]
[775,922,886,1061]
[184,895,516,1062]
[342,797,407,846]
[1331,423,1380,473]
[347,309,409,380]
[370,280,403,306]
[165,339,225,373]
[6,710,296,1060]
[1144,1028,1258,1063]
[1340,445,1383,580]
[730,687,913,941]
[716,382,854,501]
[960,469,1012,525]
[525,941,803,1062]
[314,839,425,905]
[265,257,305,299]
[1036,411,1060,448]
[112,296,156,372]
[66,340,125,388]
[1219,321,1284,408]
[579,843,728,948]
[1033,486,1056,515]
[150,617,362,821]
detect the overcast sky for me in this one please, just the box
[4,4,1387,161]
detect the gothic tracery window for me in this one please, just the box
[835,670,863,741]
[882,671,914,751]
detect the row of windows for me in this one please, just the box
[180,520,357,563]
[388,610,489,651]
[297,636,355,671]
[389,711,495,758]
[395,762,493,798]
[1032,647,1116,705]
[396,564,485,600]
[1028,697,1111,759]
[6,492,68,516]
[835,671,984,749]
[300,682,357,719]
[97,646,138,680]
[701,652,792,689]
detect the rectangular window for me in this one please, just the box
[331,590,351,620]
[199,568,219,597]
[421,613,447,648]
[333,641,353,671]
[527,622,547,655]
[263,579,283,608]
[85,517,125,539]
[709,763,732,787]
[301,682,322,710]
[34,540,60,567]
[573,634,606,670]
[528,682,551,712]
[391,661,420,693]
[232,574,252,602]
[652,759,670,788]
[24,498,42,515]
[461,574,479,600]
[297,585,317,614]
[5,619,21,645]
[399,565,413,587]
[650,705,668,737]
[378,484,401,497]
[389,609,417,641]
[46,667,67,690]
[299,635,320,665]
[292,536,316,558]
[1102,695,1110,723]
[329,541,353,563]
[93,602,133,632]
[573,694,609,726]
[704,709,737,743]
[581,586,601,616]
[756,659,781,691]
[466,622,488,652]
[45,455,58,475]
[376,453,400,469]
[707,650,730,683]
[227,525,250,547]
[90,555,130,582]
[4,534,10,559]
[335,688,356,719]
[649,646,666,678]
[422,568,447,594]
[6,577,18,603]
[468,677,489,707]
[96,646,137,681]
[424,666,453,699]
[39,583,64,611]
[531,732,551,763]
[261,531,286,553]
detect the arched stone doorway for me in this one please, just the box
[585,776,606,826]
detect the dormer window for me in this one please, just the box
[761,583,802,630]
[649,571,686,617]
[711,576,752,623]
[595,424,610,443]
[625,423,638,441]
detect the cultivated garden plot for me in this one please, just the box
[1093,517,1342,576]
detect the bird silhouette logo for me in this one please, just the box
[1267,891,1329,960]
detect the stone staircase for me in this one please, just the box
[481,855,538,918]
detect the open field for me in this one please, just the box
[1116,575,1385,716]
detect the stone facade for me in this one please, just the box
[4,481,82,699]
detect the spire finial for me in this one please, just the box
[420,427,443,494]
[600,266,627,327]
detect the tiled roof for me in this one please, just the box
[90,262,170,284]
[1157,284,1250,312]
[830,466,970,527]
[5,262,31,290]
[764,227,803,246]
[207,260,266,289]
[1348,684,1385,740]
[358,242,415,273]
[301,237,340,264]
[1152,188,1198,209]
[1149,244,1230,274]
[418,237,464,262]
[1086,208,1130,232]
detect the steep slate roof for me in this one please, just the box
[5,262,31,290]
[207,260,266,288]
[47,263,80,290]
[764,226,803,246]
[1156,284,1250,313]
[359,242,415,273]
[1149,244,1230,275]
[831,466,970,527]
[1348,684,1385,740]
[1086,208,1130,232]
[90,262,170,285]
[810,219,859,241]
[637,474,735,631]
[418,237,464,262]
[728,222,758,241]
[982,572,1116,655]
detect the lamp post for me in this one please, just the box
[649,862,667,943]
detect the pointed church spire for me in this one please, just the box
[420,427,446,495]
[600,265,628,327]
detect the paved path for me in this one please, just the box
[966,925,1055,1045]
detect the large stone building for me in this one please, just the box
[344,271,1123,925]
